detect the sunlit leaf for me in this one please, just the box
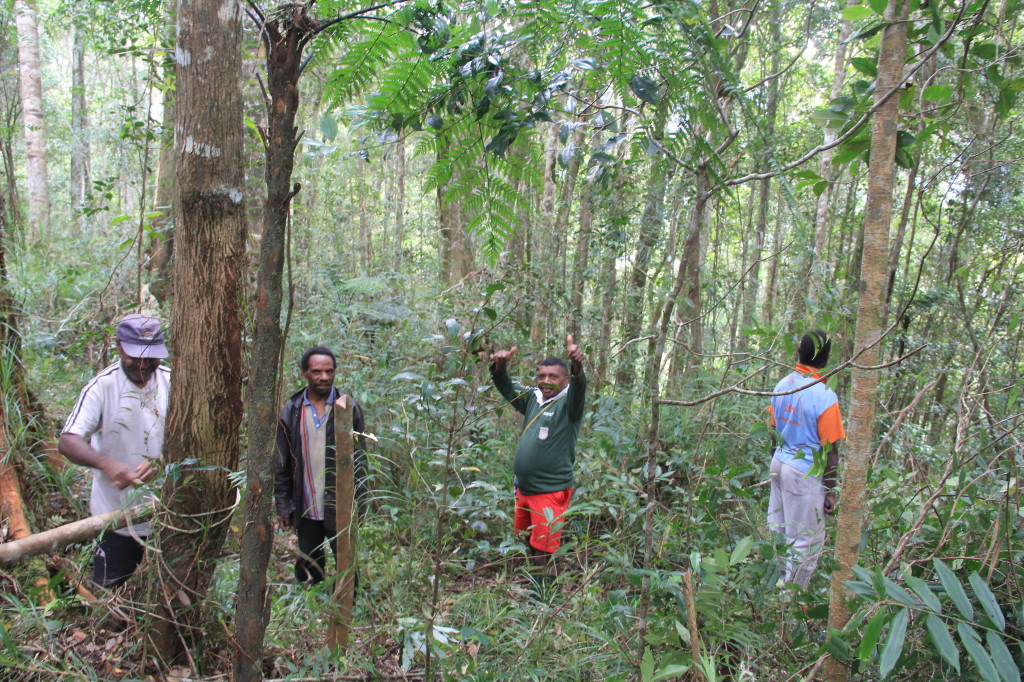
[842,5,875,19]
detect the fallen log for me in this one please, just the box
[0,505,153,566]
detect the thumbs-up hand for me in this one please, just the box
[567,335,584,375]
[490,345,518,370]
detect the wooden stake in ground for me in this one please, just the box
[327,394,356,652]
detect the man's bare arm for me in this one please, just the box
[58,433,153,490]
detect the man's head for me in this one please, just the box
[536,356,569,400]
[115,314,168,386]
[798,331,832,369]
[301,346,336,399]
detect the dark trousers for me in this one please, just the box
[92,531,145,588]
[296,517,337,584]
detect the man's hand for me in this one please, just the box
[136,459,158,484]
[567,335,584,375]
[490,345,518,370]
[100,459,147,490]
[277,514,293,531]
[823,491,837,515]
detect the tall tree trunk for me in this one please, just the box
[824,1,909,677]
[808,1,855,307]
[148,0,177,304]
[13,0,49,235]
[617,104,672,391]
[70,17,91,236]
[679,169,710,364]
[233,7,317,680]
[358,155,371,276]
[393,133,406,270]
[529,124,559,343]
[144,0,246,658]
[437,141,471,287]
[569,163,595,337]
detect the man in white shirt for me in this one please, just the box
[59,314,171,588]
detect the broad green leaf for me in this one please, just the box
[922,84,952,101]
[879,608,908,679]
[867,0,888,14]
[826,628,852,661]
[969,573,1005,631]
[730,536,753,565]
[392,372,425,381]
[896,130,916,147]
[883,577,920,608]
[651,664,692,681]
[810,109,850,125]
[641,646,655,682]
[320,112,338,141]
[1007,78,1024,91]
[905,575,942,612]
[925,614,960,673]
[934,559,973,620]
[986,631,1020,682]
[851,57,879,77]
[857,609,888,661]
[829,95,858,113]
[971,42,998,60]
[812,180,829,196]
[995,89,1016,119]
[958,623,1000,682]
[629,75,661,105]
[842,5,875,19]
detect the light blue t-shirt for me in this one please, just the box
[769,365,845,475]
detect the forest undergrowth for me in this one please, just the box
[1,248,1021,681]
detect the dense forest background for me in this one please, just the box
[0,0,1020,679]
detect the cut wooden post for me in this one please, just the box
[0,505,152,566]
[327,394,356,652]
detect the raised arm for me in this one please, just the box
[489,345,530,415]
[566,335,587,422]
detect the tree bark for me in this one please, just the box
[143,0,246,659]
[808,1,855,307]
[823,1,909,677]
[13,0,49,235]
[617,103,672,391]
[233,7,316,679]
[70,16,91,236]
[393,133,406,269]
[437,139,472,287]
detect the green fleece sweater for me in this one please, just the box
[491,365,587,495]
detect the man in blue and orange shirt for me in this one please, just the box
[767,331,846,588]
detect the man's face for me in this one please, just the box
[117,342,160,387]
[536,363,569,400]
[303,354,336,398]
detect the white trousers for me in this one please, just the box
[768,457,827,588]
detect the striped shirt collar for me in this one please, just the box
[302,387,337,429]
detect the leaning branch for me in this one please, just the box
[0,506,153,566]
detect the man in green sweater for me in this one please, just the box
[490,335,586,575]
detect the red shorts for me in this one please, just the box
[514,487,573,554]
